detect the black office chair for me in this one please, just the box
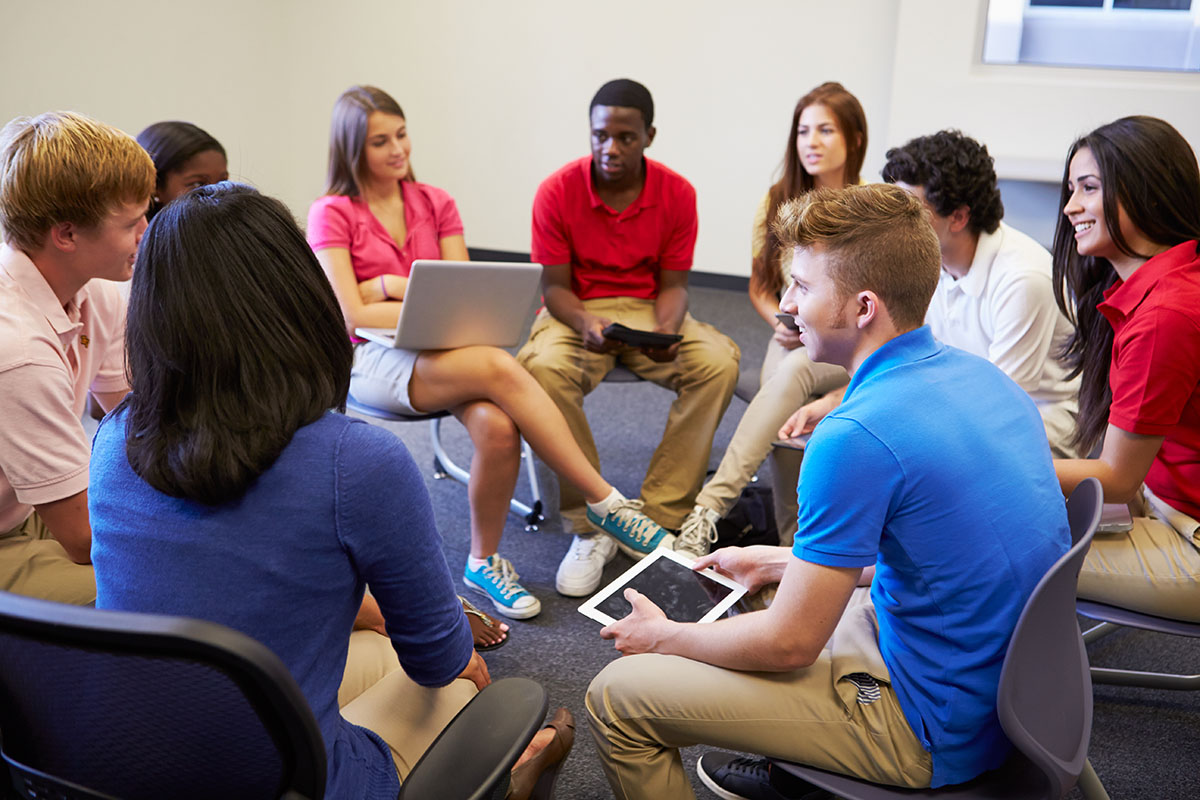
[0,592,549,800]
[767,478,1109,800]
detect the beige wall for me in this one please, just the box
[2,0,1197,276]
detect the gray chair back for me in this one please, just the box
[996,477,1101,798]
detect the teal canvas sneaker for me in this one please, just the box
[586,498,675,559]
[463,555,541,619]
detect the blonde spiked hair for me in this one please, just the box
[773,183,940,330]
[0,112,155,250]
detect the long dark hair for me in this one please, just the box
[121,182,353,505]
[324,85,412,196]
[136,121,226,219]
[1051,116,1200,453]
[752,82,867,299]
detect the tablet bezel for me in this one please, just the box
[578,547,748,627]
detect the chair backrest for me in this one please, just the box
[0,593,326,800]
[995,477,1102,799]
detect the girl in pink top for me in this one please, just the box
[308,86,669,623]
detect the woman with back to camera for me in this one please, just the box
[308,85,672,618]
[135,121,229,219]
[1051,116,1200,621]
[675,81,867,555]
[89,183,573,800]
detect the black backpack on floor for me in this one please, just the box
[713,484,778,550]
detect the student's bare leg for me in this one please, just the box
[410,347,611,503]
[452,400,520,559]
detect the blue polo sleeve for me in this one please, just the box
[792,415,904,568]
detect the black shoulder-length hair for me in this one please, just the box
[120,182,353,505]
[136,121,226,220]
[1050,116,1200,454]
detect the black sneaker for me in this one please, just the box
[696,752,831,800]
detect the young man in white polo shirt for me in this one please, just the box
[0,111,154,604]
[782,131,1081,460]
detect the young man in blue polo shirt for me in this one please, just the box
[585,183,1070,800]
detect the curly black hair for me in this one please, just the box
[881,130,1003,235]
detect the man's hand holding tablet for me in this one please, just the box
[599,587,672,656]
[594,548,795,656]
[692,545,791,595]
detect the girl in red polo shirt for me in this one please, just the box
[308,86,668,625]
[1051,116,1200,622]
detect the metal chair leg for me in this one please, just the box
[1081,621,1117,645]
[430,417,545,529]
[1076,759,1110,800]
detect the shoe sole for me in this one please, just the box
[555,572,602,597]
[462,576,542,620]
[696,755,754,800]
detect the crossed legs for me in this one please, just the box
[409,345,617,561]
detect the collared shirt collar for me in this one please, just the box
[583,156,660,215]
[844,325,942,401]
[1099,240,1200,325]
[0,243,84,338]
[944,225,1002,299]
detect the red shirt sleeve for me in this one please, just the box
[531,177,572,267]
[659,179,697,272]
[1108,306,1200,436]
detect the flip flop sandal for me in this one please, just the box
[460,595,509,651]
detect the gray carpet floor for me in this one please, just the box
[348,286,1200,800]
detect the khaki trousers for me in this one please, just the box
[0,511,95,605]
[1077,488,1200,622]
[696,340,848,532]
[586,600,932,800]
[338,630,478,781]
[517,299,740,530]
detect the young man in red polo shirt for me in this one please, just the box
[517,79,740,597]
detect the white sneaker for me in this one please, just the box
[675,505,721,559]
[555,533,618,597]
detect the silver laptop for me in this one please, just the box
[355,260,543,351]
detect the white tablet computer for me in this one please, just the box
[578,548,748,626]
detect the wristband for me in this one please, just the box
[379,275,390,300]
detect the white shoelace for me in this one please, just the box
[480,557,524,600]
[568,536,600,560]
[607,499,664,546]
[676,511,718,552]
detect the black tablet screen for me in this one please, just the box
[595,557,734,623]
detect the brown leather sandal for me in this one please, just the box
[508,707,574,800]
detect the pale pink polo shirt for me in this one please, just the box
[0,244,128,531]
[306,181,464,280]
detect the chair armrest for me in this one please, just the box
[397,677,548,800]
